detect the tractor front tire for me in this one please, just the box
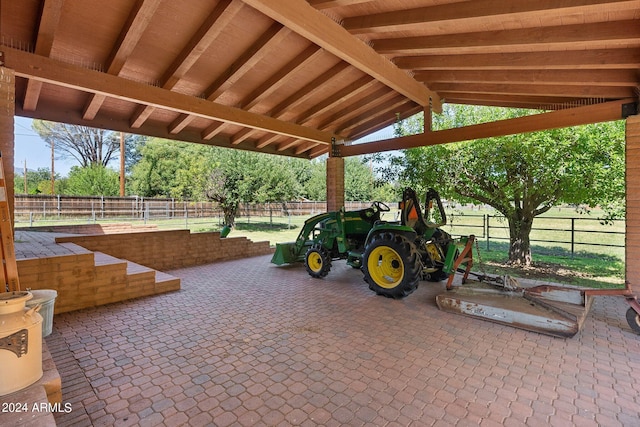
[305,244,332,278]
[362,232,421,299]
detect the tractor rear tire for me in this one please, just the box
[305,244,332,278]
[626,307,640,334]
[362,232,422,299]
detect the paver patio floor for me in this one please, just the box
[46,255,640,426]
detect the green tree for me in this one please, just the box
[393,105,625,266]
[204,149,301,226]
[65,164,120,196]
[345,157,374,201]
[301,160,326,201]
[129,139,210,199]
[14,168,62,195]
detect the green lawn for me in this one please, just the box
[16,205,626,288]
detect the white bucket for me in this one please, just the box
[0,291,43,396]
[26,290,57,337]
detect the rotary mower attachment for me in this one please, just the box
[436,235,640,337]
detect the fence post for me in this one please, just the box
[101,196,104,219]
[184,206,188,229]
[43,200,46,220]
[29,212,33,227]
[57,195,61,218]
[486,215,490,251]
[571,218,575,259]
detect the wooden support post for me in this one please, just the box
[626,114,640,297]
[0,66,15,227]
[326,147,344,212]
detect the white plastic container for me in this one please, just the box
[0,291,43,396]
[26,290,57,337]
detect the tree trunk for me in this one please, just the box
[222,203,239,227]
[507,215,533,266]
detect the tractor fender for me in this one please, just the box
[365,224,417,247]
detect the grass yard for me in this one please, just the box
[16,204,626,289]
[196,206,626,289]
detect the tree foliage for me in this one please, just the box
[65,165,120,196]
[392,105,625,265]
[14,168,62,195]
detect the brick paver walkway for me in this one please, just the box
[47,255,640,426]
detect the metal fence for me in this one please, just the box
[13,194,371,226]
[441,214,625,257]
[13,195,625,257]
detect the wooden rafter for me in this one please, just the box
[394,48,640,71]
[3,47,335,145]
[373,20,640,55]
[439,94,586,110]
[130,0,244,129]
[83,0,163,120]
[22,0,64,111]
[240,45,322,111]
[430,83,635,99]
[348,104,422,141]
[343,0,640,34]
[317,87,395,131]
[308,0,374,9]
[169,23,290,134]
[336,95,407,134]
[297,76,377,124]
[241,0,441,111]
[414,69,640,87]
[340,98,636,157]
[228,61,352,145]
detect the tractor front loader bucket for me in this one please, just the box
[271,242,300,265]
[436,282,594,338]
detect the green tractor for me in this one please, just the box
[271,188,469,298]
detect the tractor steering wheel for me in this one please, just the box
[372,201,391,212]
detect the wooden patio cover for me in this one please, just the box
[1,0,639,159]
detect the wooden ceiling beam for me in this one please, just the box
[336,95,407,134]
[439,93,585,109]
[130,0,244,129]
[268,62,351,118]
[373,20,640,55]
[4,47,334,145]
[309,146,329,158]
[317,87,395,131]
[395,48,640,71]
[415,69,640,87]
[294,141,321,155]
[22,0,64,111]
[431,82,635,99]
[343,0,640,34]
[277,138,302,152]
[83,0,163,120]
[308,0,375,9]
[297,76,377,124]
[241,0,441,111]
[169,23,290,134]
[348,104,422,141]
[340,98,636,157]
[240,45,322,111]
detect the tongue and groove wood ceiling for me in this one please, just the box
[1,0,639,159]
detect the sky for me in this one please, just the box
[12,116,398,177]
[14,116,76,176]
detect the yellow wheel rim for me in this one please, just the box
[307,251,323,273]
[368,246,404,289]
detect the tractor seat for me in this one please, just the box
[402,198,428,235]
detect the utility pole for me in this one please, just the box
[119,132,125,197]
